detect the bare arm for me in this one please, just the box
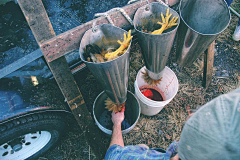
[109,121,124,147]
[109,107,125,147]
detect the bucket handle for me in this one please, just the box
[94,7,134,26]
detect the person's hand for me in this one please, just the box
[111,107,125,126]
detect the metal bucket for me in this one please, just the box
[176,0,231,67]
[93,90,140,135]
[133,2,180,80]
[79,24,131,104]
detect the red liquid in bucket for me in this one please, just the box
[140,87,164,101]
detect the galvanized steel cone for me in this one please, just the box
[176,0,230,67]
[79,24,131,105]
[133,2,180,80]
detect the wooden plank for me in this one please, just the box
[203,41,215,88]
[17,0,108,159]
[40,0,156,62]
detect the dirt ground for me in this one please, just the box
[39,1,240,160]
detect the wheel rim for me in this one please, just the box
[0,131,51,160]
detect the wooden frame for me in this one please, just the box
[203,41,215,89]
[17,0,156,158]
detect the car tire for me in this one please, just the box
[0,112,65,160]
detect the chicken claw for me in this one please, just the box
[152,8,178,35]
[105,97,126,112]
[105,30,132,60]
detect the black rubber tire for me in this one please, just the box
[0,112,65,160]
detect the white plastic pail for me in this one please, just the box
[134,66,178,116]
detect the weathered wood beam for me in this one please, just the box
[40,0,156,62]
[17,0,108,158]
[203,41,215,88]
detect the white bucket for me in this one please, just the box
[134,66,179,116]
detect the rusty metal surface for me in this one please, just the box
[40,0,156,62]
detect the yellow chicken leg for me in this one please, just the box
[105,30,133,61]
[152,8,178,35]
